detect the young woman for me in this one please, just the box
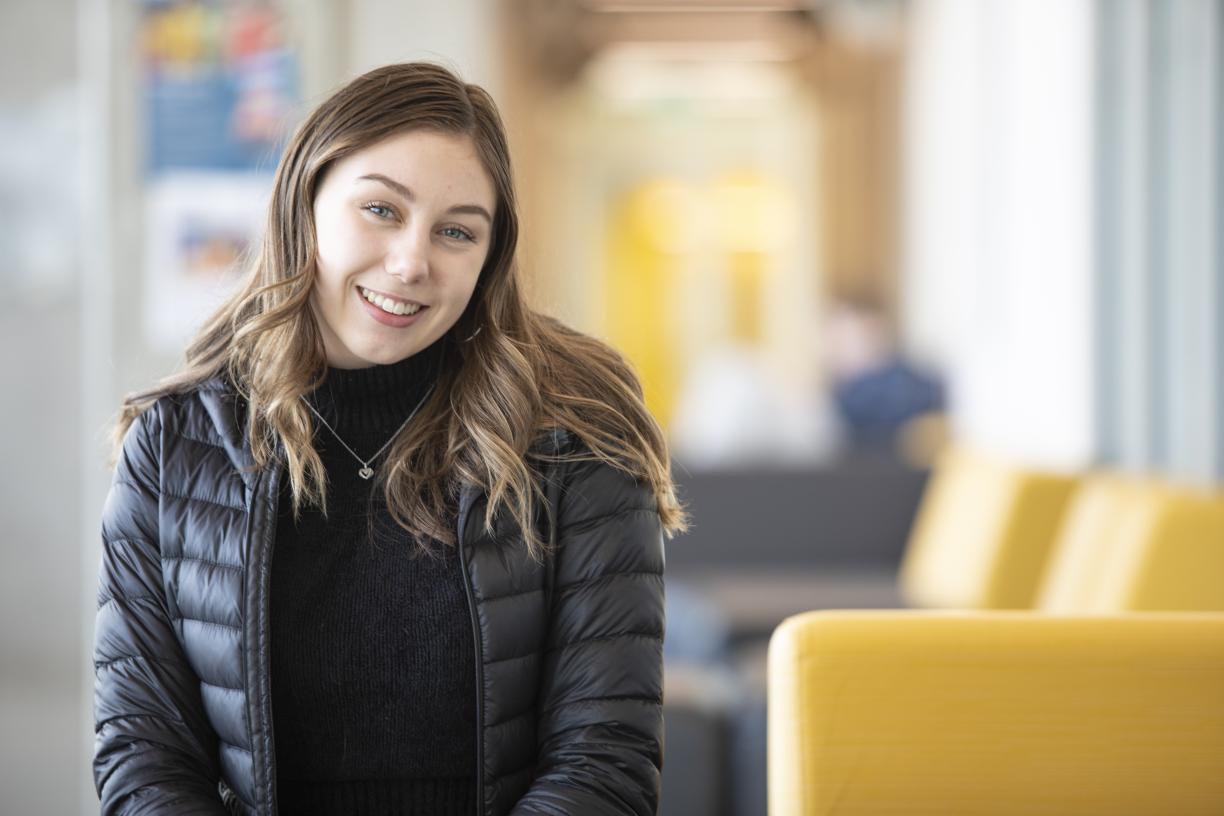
[93,62,684,816]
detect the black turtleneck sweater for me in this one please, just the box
[270,340,477,815]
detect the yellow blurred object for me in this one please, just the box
[624,179,703,255]
[603,171,795,425]
[1038,476,1224,612]
[899,447,1078,609]
[896,410,950,468]
[710,170,797,253]
[710,170,791,342]
[767,610,1224,816]
[604,181,688,426]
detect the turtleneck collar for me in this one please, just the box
[307,337,447,437]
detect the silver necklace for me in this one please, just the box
[300,383,435,480]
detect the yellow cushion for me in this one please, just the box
[899,447,1078,608]
[1039,477,1224,612]
[1036,474,1165,612]
[767,610,1224,815]
[1126,486,1224,609]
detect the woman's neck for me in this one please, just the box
[307,338,446,434]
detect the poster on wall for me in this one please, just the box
[140,0,299,352]
[142,0,298,174]
[143,173,270,352]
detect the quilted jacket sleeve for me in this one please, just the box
[93,403,229,815]
[511,453,666,816]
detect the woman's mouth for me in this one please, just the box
[356,285,428,327]
[358,285,424,316]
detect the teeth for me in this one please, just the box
[360,286,421,316]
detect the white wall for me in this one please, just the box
[901,0,1096,470]
[0,0,87,812]
[345,0,497,93]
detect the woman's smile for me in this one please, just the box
[358,285,425,315]
[357,285,430,329]
[356,284,430,328]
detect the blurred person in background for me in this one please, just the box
[824,292,945,464]
[93,62,684,816]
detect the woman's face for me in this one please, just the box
[309,129,497,368]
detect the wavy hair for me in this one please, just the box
[111,62,685,557]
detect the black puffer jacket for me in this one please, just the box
[93,376,666,815]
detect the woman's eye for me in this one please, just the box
[362,202,395,219]
[440,226,476,242]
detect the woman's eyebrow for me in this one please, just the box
[357,173,492,223]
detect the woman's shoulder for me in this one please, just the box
[132,374,234,421]
[116,372,258,496]
[124,372,249,455]
[534,427,657,514]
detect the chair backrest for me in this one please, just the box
[898,446,1078,608]
[1038,475,1224,612]
[767,610,1224,816]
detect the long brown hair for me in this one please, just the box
[112,62,684,557]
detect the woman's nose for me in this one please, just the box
[384,227,430,283]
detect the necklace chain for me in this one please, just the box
[300,383,436,480]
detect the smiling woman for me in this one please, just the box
[93,62,685,816]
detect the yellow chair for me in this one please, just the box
[1038,476,1224,612]
[768,469,1224,814]
[899,447,1078,609]
[767,610,1224,815]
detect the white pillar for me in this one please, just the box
[901,0,1096,470]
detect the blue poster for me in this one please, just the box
[142,0,299,175]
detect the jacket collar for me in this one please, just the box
[196,375,262,492]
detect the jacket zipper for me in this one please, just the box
[456,486,485,816]
[253,460,283,815]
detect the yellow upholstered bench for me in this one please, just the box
[898,447,1078,609]
[1038,475,1224,612]
[767,610,1224,815]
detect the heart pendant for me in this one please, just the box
[358,466,374,480]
